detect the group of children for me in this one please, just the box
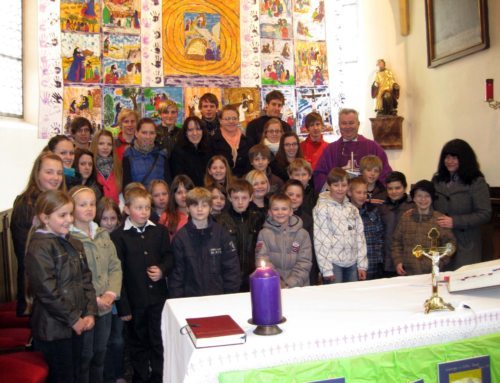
[15,97,460,383]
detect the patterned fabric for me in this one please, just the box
[313,192,367,277]
[358,203,384,279]
[96,155,114,179]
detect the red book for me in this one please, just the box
[185,315,246,348]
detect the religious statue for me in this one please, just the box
[371,59,400,116]
[412,228,456,314]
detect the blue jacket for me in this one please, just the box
[122,145,171,187]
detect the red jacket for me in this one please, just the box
[97,171,120,204]
[115,131,131,161]
[300,135,328,170]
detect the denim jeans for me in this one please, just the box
[104,312,125,380]
[80,312,112,383]
[332,263,358,283]
[34,333,82,383]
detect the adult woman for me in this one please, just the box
[156,100,181,158]
[260,118,283,155]
[432,139,491,270]
[270,131,304,181]
[170,116,212,186]
[211,105,254,177]
[122,118,171,188]
[11,152,65,315]
[47,134,79,189]
[114,108,139,160]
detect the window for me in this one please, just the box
[0,2,23,118]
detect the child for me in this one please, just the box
[148,179,169,223]
[11,152,65,316]
[313,168,368,283]
[47,134,80,189]
[300,112,328,170]
[69,186,122,383]
[122,117,171,188]
[270,132,304,181]
[90,129,122,204]
[256,193,312,288]
[110,187,173,383]
[204,155,233,189]
[348,177,385,280]
[245,169,270,213]
[119,181,147,213]
[260,118,283,155]
[282,179,320,285]
[359,155,386,203]
[207,184,227,216]
[248,144,283,193]
[95,198,126,383]
[169,187,241,298]
[392,180,456,276]
[288,158,317,216]
[74,148,103,201]
[25,190,97,383]
[216,179,265,292]
[159,175,194,239]
[378,171,414,277]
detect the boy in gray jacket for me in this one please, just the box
[256,193,312,288]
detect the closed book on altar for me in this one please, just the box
[185,315,246,348]
[447,259,500,292]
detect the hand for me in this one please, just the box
[72,318,86,335]
[402,208,414,217]
[82,315,95,332]
[396,263,407,276]
[120,315,132,322]
[358,269,367,281]
[436,215,454,229]
[147,266,163,282]
[99,293,115,310]
[323,275,335,284]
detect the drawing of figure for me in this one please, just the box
[312,66,324,85]
[67,47,85,82]
[114,102,122,126]
[133,10,140,29]
[79,95,89,110]
[281,42,290,58]
[82,0,96,18]
[103,37,110,54]
[70,99,77,114]
[87,90,94,110]
[85,61,93,81]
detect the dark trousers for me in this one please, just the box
[127,303,164,383]
[34,333,82,383]
[80,312,112,383]
[104,312,125,380]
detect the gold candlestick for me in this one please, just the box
[412,228,456,314]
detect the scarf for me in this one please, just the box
[263,138,280,154]
[221,129,241,165]
[96,155,114,179]
[134,140,155,154]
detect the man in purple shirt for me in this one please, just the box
[313,108,392,192]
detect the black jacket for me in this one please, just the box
[25,232,97,341]
[245,115,292,144]
[216,206,265,291]
[111,224,173,316]
[170,142,213,186]
[169,217,241,298]
[210,131,254,177]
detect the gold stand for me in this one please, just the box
[412,228,456,314]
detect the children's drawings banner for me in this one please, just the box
[38,0,331,138]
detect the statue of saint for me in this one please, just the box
[371,59,400,116]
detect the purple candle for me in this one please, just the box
[250,262,282,325]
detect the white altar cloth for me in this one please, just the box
[161,274,500,383]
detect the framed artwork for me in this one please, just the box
[425,0,489,68]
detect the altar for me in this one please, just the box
[161,274,500,383]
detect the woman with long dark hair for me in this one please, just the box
[170,116,212,186]
[270,131,304,181]
[432,139,491,270]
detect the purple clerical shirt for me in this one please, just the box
[313,134,392,192]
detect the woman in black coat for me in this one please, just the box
[170,116,213,187]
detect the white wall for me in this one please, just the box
[1,0,498,210]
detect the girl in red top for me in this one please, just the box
[91,130,122,204]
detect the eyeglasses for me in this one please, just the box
[222,117,239,121]
[78,128,91,133]
[284,142,298,147]
[267,129,282,134]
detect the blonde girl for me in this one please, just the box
[245,170,270,211]
[25,190,96,383]
[91,129,123,204]
[148,179,169,223]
